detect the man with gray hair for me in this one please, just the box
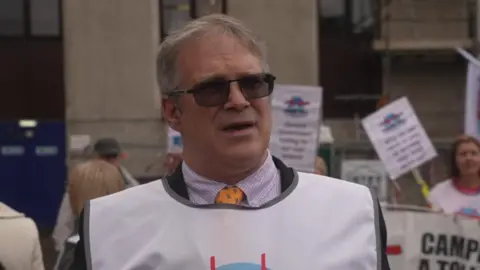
[73,14,390,269]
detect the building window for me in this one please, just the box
[0,0,25,36]
[160,0,226,40]
[161,0,192,37]
[319,0,382,119]
[0,0,61,38]
[193,0,225,18]
[30,0,61,36]
[351,0,374,34]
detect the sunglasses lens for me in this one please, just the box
[189,73,275,107]
[239,74,274,99]
[192,80,230,107]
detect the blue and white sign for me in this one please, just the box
[362,97,437,179]
[167,127,183,153]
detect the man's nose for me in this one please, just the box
[224,82,250,110]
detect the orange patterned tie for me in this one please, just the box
[215,186,245,204]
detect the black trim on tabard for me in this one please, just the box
[167,162,189,199]
[163,155,298,209]
[84,201,93,270]
[370,190,381,270]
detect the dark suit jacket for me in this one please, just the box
[72,157,391,269]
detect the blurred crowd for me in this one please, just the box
[2,132,480,269]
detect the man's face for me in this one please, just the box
[162,34,272,166]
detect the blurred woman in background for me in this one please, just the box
[68,159,125,217]
[54,159,125,270]
[428,135,480,216]
[0,202,44,270]
[314,156,328,176]
[53,138,137,252]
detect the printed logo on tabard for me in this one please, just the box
[379,112,405,132]
[458,208,480,217]
[284,96,309,117]
[211,254,271,270]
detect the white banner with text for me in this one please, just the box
[384,210,480,270]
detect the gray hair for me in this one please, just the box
[156,14,269,96]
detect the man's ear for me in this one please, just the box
[162,98,182,132]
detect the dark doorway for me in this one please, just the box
[0,0,64,120]
[0,3,65,268]
[319,0,382,119]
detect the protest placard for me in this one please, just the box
[341,159,388,202]
[269,85,322,173]
[361,97,437,179]
[384,210,480,270]
[167,127,182,153]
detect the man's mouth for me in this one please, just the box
[222,121,256,132]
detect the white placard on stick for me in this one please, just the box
[269,85,322,173]
[341,159,389,202]
[361,97,437,179]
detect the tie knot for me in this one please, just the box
[215,186,244,205]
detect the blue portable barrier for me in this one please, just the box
[0,120,66,229]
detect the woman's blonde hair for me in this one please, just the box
[68,159,125,216]
[315,156,328,176]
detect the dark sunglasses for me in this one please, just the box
[167,73,276,107]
